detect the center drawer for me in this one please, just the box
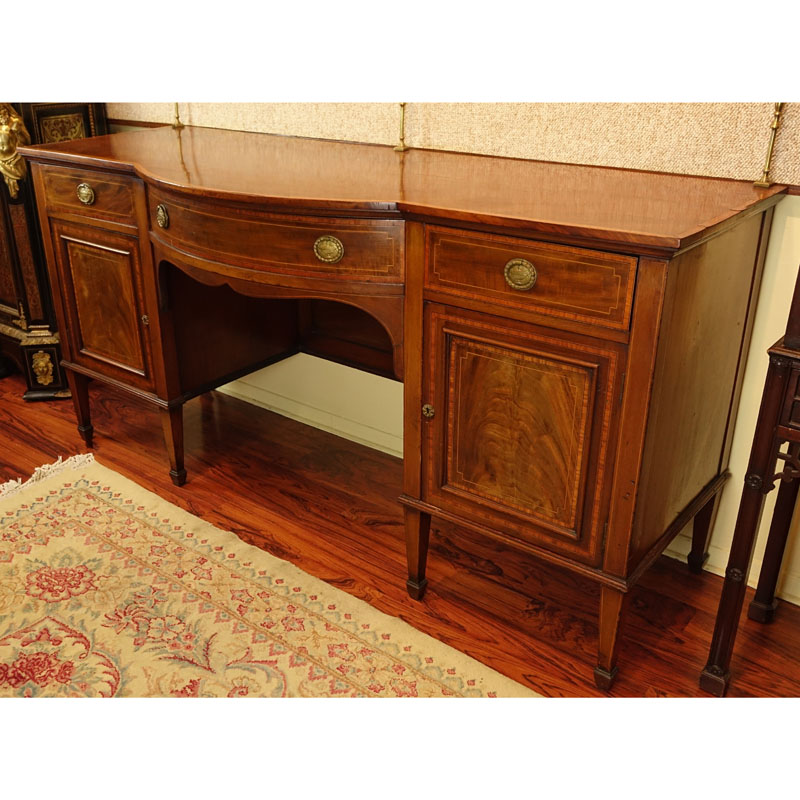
[149,189,404,283]
[426,226,637,332]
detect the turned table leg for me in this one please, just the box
[700,352,791,696]
[748,474,799,623]
[688,493,719,574]
[66,371,93,447]
[405,507,431,600]
[160,405,187,486]
[594,585,629,691]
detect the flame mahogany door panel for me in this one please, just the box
[49,219,154,391]
[422,303,624,565]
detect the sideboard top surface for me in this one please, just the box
[20,125,786,252]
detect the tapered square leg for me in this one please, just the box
[405,507,431,600]
[688,493,719,574]
[594,585,629,691]
[65,370,93,447]
[159,405,186,486]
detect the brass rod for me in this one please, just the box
[754,102,784,188]
[394,102,408,152]
[172,102,185,130]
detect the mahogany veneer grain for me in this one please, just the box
[20,126,783,252]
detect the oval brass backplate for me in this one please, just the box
[156,204,169,229]
[504,258,537,291]
[76,183,95,205]
[313,235,344,264]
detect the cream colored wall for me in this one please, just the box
[108,102,800,602]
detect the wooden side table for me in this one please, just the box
[700,267,800,696]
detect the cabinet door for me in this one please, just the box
[422,304,623,565]
[50,220,154,391]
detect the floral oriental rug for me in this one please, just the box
[0,455,535,698]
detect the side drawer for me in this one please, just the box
[149,189,404,283]
[39,164,137,224]
[426,226,637,332]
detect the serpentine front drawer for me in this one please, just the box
[149,189,404,284]
[425,226,637,332]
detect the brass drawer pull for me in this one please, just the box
[76,183,95,205]
[313,235,344,264]
[155,204,169,229]
[504,258,537,291]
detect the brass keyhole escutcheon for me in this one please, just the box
[141,314,150,326]
[156,204,169,229]
[422,404,435,419]
[504,258,537,291]
[313,235,344,264]
[76,183,95,205]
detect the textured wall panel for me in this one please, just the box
[407,102,800,183]
[106,102,799,184]
[106,102,398,145]
[770,102,800,185]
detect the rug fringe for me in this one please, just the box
[0,453,96,501]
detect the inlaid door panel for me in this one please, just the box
[422,304,624,565]
[50,220,153,390]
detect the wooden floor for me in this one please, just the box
[2,371,799,697]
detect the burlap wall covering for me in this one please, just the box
[106,102,799,184]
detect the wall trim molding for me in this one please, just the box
[665,534,800,607]
[217,354,403,459]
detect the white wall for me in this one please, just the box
[221,195,800,603]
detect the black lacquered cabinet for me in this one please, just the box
[0,102,107,399]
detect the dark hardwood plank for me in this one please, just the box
[1,372,798,697]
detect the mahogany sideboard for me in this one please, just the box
[19,126,786,689]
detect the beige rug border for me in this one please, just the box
[0,455,539,698]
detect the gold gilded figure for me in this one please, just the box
[0,103,30,198]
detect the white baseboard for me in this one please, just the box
[218,353,404,458]
[665,531,800,608]
[664,533,800,606]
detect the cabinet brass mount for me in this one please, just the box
[0,103,30,199]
